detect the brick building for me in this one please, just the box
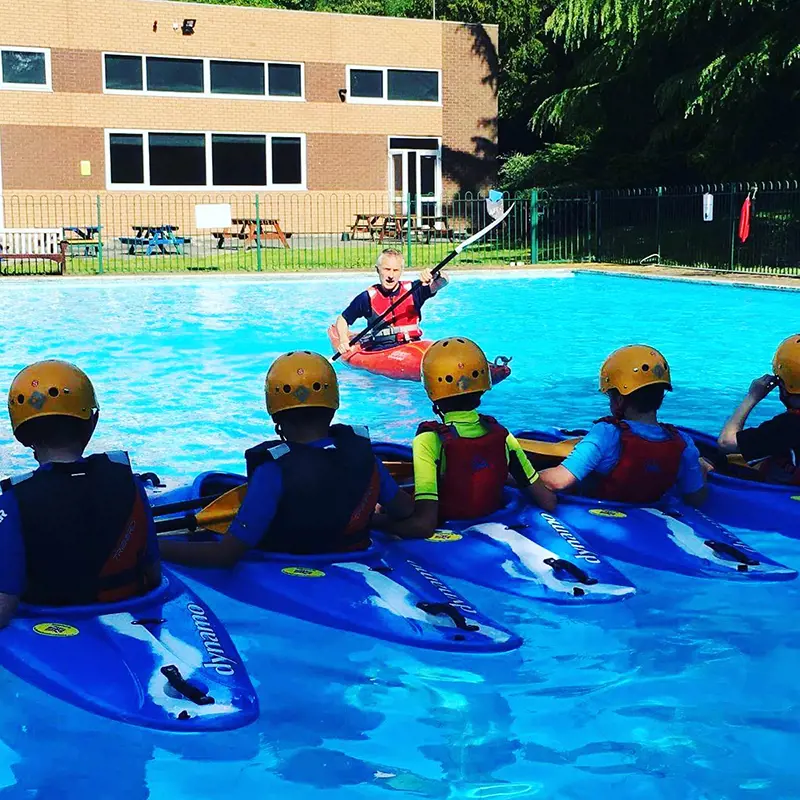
[0,0,499,233]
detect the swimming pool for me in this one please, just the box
[0,270,798,798]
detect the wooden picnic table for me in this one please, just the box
[349,214,385,240]
[377,215,455,244]
[120,225,188,256]
[211,218,291,250]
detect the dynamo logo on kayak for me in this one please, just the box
[187,603,238,675]
[540,514,601,564]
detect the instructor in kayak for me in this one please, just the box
[333,248,448,355]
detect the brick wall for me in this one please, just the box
[0,126,105,190]
[307,134,385,191]
[305,62,345,104]
[441,23,498,195]
[51,49,102,94]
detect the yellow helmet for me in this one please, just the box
[265,351,339,415]
[773,334,800,394]
[599,345,672,396]
[8,360,99,434]
[421,337,491,403]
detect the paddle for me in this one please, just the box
[155,484,247,536]
[332,197,516,360]
[151,493,228,517]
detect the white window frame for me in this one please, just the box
[346,65,441,106]
[0,46,52,92]
[105,129,307,191]
[102,53,305,101]
[387,136,443,221]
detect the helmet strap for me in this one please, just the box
[432,403,444,421]
[274,422,287,442]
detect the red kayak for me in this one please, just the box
[328,325,512,384]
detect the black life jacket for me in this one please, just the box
[244,425,380,554]
[1,452,153,606]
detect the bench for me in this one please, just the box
[0,229,67,275]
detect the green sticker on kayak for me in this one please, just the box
[33,622,79,637]
[791,496,800,502]
[588,509,627,519]
[429,531,462,542]
[281,567,325,578]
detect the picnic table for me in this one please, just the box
[211,218,291,250]
[119,225,189,256]
[349,214,385,241]
[376,215,456,244]
[63,226,101,257]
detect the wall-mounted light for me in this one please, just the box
[181,18,196,35]
[338,88,347,102]
[152,20,158,32]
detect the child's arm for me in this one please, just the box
[718,375,777,453]
[506,435,557,510]
[539,425,610,493]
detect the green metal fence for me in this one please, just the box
[3,182,798,276]
[0,192,532,275]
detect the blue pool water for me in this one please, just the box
[0,270,798,798]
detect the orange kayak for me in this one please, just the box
[328,325,512,384]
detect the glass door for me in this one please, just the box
[388,138,441,225]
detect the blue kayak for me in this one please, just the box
[0,572,258,730]
[514,428,797,580]
[152,474,522,654]
[372,443,637,603]
[679,426,800,540]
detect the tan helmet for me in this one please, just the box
[421,337,491,403]
[265,351,339,415]
[599,345,672,395]
[773,335,800,395]
[8,360,99,435]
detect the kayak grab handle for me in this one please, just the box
[161,665,215,706]
[544,557,599,586]
[417,601,479,631]
[704,540,760,569]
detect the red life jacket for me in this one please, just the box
[589,417,687,504]
[755,408,800,485]
[364,282,422,348]
[417,415,509,521]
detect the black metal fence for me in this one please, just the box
[1,182,798,275]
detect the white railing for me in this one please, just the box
[0,228,63,255]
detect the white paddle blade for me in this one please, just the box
[455,201,516,254]
[486,189,505,221]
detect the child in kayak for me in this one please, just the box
[539,345,707,506]
[159,351,414,565]
[717,334,800,483]
[375,337,556,539]
[0,360,161,627]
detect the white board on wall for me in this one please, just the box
[195,203,232,229]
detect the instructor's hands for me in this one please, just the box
[747,374,778,403]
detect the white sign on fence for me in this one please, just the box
[195,203,232,229]
[702,193,714,222]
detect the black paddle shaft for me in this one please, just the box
[332,250,457,361]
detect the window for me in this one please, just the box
[109,134,144,184]
[387,69,438,102]
[104,54,142,91]
[106,131,306,189]
[147,57,204,93]
[103,54,304,100]
[212,134,266,185]
[350,69,383,99]
[0,47,50,91]
[347,66,439,104]
[149,133,206,186]
[210,60,264,95]
[268,63,302,98]
[271,137,303,185]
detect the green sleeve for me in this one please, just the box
[412,431,442,501]
[506,433,539,486]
